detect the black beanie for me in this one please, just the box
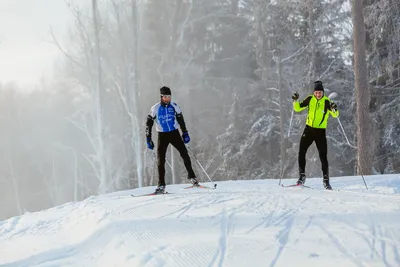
[160,86,171,95]
[314,81,324,91]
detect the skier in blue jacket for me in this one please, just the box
[145,86,198,194]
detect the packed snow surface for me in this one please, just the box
[0,174,399,267]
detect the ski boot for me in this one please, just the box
[190,178,199,187]
[296,173,306,185]
[323,175,332,190]
[154,185,166,194]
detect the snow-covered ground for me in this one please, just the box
[0,174,399,267]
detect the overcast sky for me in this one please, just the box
[0,0,77,87]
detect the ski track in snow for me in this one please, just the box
[269,196,311,267]
[0,175,399,267]
[315,221,366,267]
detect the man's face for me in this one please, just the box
[314,90,323,100]
[161,95,171,104]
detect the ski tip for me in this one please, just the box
[131,192,170,197]
[184,184,216,190]
[281,184,307,188]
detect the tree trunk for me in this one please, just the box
[9,156,22,215]
[308,0,317,81]
[131,0,144,187]
[351,0,372,175]
[171,149,177,184]
[278,58,286,178]
[92,0,109,193]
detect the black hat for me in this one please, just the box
[314,80,324,91]
[160,86,171,95]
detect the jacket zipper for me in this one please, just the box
[165,105,171,131]
[312,98,319,127]
[319,101,327,126]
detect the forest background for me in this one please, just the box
[0,0,399,220]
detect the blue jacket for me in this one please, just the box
[146,101,187,138]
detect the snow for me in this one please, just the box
[0,174,399,267]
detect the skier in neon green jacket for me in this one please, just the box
[292,81,339,190]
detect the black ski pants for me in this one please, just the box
[157,129,196,186]
[298,125,329,177]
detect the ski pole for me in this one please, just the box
[287,86,297,138]
[331,92,367,188]
[281,87,296,186]
[329,91,367,189]
[358,165,368,190]
[166,158,172,169]
[281,107,294,184]
[186,145,214,183]
[336,117,368,190]
[279,109,293,186]
[288,108,294,138]
[337,117,356,149]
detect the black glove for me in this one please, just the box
[292,92,299,101]
[146,137,154,150]
[330,102,337,110]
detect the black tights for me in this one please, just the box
[157,130,196,186]
[298,126,328,177]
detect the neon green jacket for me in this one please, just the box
[293,95,339,129]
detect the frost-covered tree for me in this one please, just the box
[365,0,400,173]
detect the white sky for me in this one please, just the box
[0,175,399,266]
[0,0,76,87]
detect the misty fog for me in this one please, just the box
[0,0,399,220]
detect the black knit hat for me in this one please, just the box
[314,80,324,91]
[160,86,171,95]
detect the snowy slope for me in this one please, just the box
[0,175,399,267]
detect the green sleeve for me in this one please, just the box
[293,95,311,112]
[293,101,306,112]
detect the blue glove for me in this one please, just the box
[182,132,190,144]
[146,137,154,150]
